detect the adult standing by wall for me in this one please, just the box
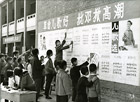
[30,48,42,102]
[45,50,56,99]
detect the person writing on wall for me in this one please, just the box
[54,32,73,70]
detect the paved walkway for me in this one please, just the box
[0,90,72,102]
[38,91,72,102]
[38,93,56,102]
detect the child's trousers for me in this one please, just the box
[75,94,88,102]
[56,95,68,102]
[88,97,98,102]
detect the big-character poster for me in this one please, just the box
[38,1,140,86]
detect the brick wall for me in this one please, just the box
[37,0,140,102]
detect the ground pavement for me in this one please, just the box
[0,89,72,102]
[39,91,72,102]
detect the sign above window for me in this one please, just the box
[3,34,22,44]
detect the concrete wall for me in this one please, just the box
[37,0,140,102]
[37,0,125,22]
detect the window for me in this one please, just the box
[30,2,36,14]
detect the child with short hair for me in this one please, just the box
[87,64,101,102]
[56,60,72,102]
[75,66,96,102]
[54,32,73,69]
[45,50,55,99]
[70,57,89,101]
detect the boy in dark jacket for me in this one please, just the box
[75,66,97,102]
[70,57,89,101]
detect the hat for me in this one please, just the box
[13,50,19,55]
[0,53,5,58]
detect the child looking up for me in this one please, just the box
[75,66,96,102]
[70,57,89,101]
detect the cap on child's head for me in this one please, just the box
[0,53,4,58]
[71,57,77,64]
[13,50,19,56]
[81,66,88,75]
[89,64,97,72]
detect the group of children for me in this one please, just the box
[51,32,101,102]
[0,50,35,91]
[55,57,101,102]
[0,31,101,102]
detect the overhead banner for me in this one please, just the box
[3,34,22,44]
[38,1,140,32]
[38,1,140,86]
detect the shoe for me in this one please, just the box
[46,96,52,99]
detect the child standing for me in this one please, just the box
[56,60,72,102]
[70,57,89,102]
[75,66,96,102]
[87,64,101,102]
[54,32,73,69]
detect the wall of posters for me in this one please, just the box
[38,1,140,86]
[38,18,140,86]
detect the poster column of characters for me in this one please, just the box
[117,18,140,85]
